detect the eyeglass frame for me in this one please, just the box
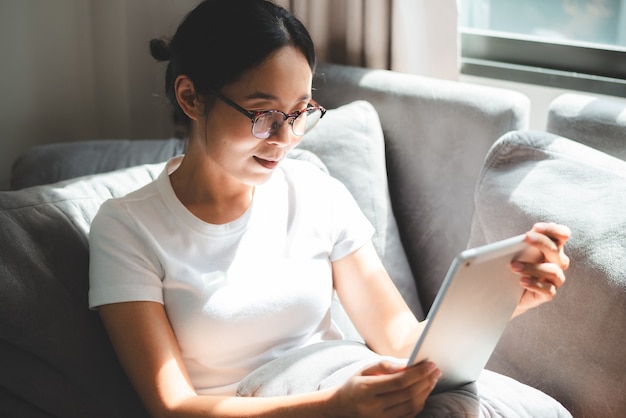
[206,86,326,139]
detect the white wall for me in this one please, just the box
[0,0,199,190]
[1,1,94,190]
[459,74,621,131]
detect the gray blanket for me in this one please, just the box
[237,340,571,417]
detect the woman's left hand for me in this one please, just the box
[511,222,571,317]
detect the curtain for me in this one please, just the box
[276,0,459,80]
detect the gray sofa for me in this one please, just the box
[470,93,626,418]
[1,63,623,417]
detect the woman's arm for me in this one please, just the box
[98,301,333,418]
[333,222,571,353]
[332,242,424,359]
[98,301,438,418]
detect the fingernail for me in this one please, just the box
[512,261,525,272]
[520,277,532,285]
[430,370,442,389]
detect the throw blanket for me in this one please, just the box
[237,341,572,417]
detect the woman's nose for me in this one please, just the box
[265,120,295,148]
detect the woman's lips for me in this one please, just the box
[254,156,280,170]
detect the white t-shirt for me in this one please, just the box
[89,156,374,395]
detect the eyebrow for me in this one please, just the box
[244,91,312,102]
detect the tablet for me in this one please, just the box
[407,234,537,392]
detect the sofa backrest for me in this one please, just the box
[10,138,185,190]
[313,63,530,308]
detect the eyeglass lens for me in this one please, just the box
[252,108,323,139]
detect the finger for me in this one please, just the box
[379,367,440,417]
[531,222,572,270]
[520,276,558,301]
[532,222,571,246]
[363,361,439,397]
[513,262,565,290]
[524,230,570,270]
[384,397,427,418]
[519,265,567,303]
[385,369,439,417]
[377,385,429,416]
[359,360,405,377]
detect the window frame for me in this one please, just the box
[460,28,626,98]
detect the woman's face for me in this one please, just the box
[199,46,313,186]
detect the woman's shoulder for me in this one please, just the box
[280,156,334,184]
[92,178,162,231]
[278,158,352,205]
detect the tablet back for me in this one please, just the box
[407,234,530,392]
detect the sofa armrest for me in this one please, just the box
[468,130,626,418]
[547,93,626,161]
[314,63,530,308]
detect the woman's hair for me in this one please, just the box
[149,0,316,137]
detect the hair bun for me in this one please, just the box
[150,38,171,62]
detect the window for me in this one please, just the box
[459,0,626,97]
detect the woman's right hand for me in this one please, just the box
[331,360,441,417]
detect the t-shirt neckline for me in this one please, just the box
[157,156,260,236]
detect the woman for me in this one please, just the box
[89,1,571,417]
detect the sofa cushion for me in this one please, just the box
[297,100,422,319]
[0,164,164,417]
[10,138,186,190]
[468,130,626,418]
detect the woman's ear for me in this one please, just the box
[174,76,203,121]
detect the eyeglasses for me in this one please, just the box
[207,87,326,140]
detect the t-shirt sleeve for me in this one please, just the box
[88,198,164,309]
[326,178,375,262]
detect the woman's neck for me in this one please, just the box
[169,154,254,225]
